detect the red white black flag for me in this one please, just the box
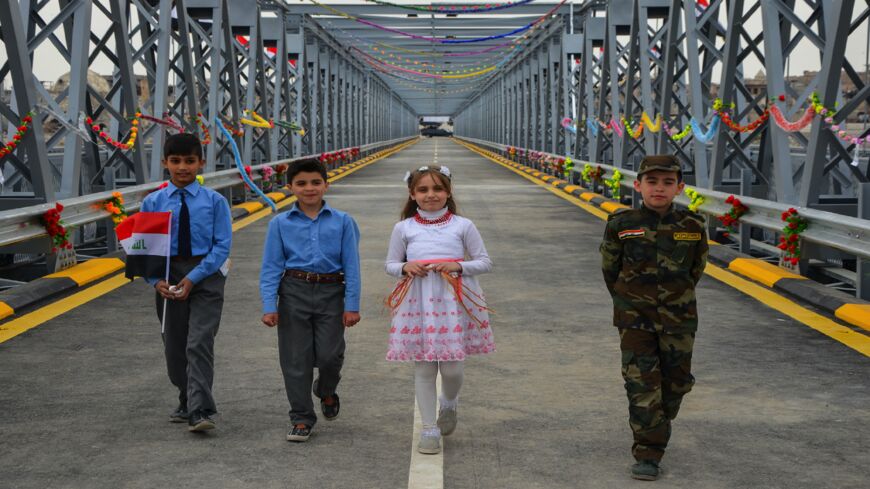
[115,212,171,280]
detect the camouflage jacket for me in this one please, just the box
[600,205,709,332]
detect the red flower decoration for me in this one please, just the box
[778,94,786,102]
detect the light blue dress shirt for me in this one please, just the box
[259,202,361,314]
[140,180,232,285]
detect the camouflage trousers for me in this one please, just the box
[618,328,695,462]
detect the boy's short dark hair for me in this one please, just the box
[287,157,328,183]
[163,133,203,159]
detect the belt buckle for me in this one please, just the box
[305,271,315,282]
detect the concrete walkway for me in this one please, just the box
[0,138,868,488]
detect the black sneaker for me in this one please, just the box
[187,411,216,432]
[169,404,189,423]
[631,460,661,481]
[313,379,340,420]
[287,423,311,442]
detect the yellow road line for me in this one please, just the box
[0,274,131,344]
[0,140,418,344]
[705,265,870,356]
[456,139,870,358]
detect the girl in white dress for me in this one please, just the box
[385,165,494,454]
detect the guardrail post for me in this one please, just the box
[739,169,751,254]
[858,182,870,300]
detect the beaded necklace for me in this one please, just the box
[414,211,452,225]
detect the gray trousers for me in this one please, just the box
[277,275,346,426]
[155,260,226,416]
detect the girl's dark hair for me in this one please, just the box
[163,133,203,159]
[401,166,459,219]
[287,157,328,183]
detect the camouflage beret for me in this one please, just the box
[637,154,682,177]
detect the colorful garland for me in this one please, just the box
[223,121,245,137]
[97,191,128,226]
[193,113,211,145]
[621,117,644,139]
[769,105,815,132]
[361,0,535,14]
[718,195,748,233]
[778,208,808,266]
[41,202,72,252]
[664,121,693,141]
[85,111,141,150]
[274,120,306,135]
[140,113,184,133]
[604,169,623,199]
[0,111,35,159]
[685,188,705,212]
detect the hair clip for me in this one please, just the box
[403,171,412,183]
[404,165,451,184]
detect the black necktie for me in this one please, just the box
[178,191,192,258]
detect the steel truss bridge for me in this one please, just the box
[0,0,869,300]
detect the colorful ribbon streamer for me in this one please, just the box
[140,114,184,132]
[769,105,816,133]
[240,110,273,129]
[689,115,720,144]
[305,0,566,45]
[561,117,577,134]
[215,118,277,213]
[362,0,536,14]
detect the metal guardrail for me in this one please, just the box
[458,136,870,262]
[0,137,416,250]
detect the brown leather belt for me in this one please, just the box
[170,255,205,263]
[284,269,345,284]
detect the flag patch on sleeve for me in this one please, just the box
[618,229,645,239]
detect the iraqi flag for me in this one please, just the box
[115,212,171,280]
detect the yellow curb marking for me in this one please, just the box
[0,303,13,321]
[0,274,132,344]
[834,304,870,333]
[45,258,126,286]
[729,258,806,288]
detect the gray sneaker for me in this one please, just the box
[631,460,661,481]
[436,406,457,436]
[417,428,441,454]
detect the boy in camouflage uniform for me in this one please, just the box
[600,155,708,481]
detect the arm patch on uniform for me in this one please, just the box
[618,229,645,239]
[674,232,701,241]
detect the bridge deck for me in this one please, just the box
[0,139,867,488]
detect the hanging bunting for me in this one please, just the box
[303,0,566,45]
[361,0,537,14]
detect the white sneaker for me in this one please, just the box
[437,406,457,436]
[417,427,441,454]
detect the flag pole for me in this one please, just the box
[161,210,172,334]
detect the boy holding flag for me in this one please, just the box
[131,133,232,432]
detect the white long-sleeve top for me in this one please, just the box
[385,207,493,278]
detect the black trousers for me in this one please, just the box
[156,261,226,415]
[277,276,346,426]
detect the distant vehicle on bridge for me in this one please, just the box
[420,127,453,137]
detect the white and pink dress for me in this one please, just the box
[385,207,495,362]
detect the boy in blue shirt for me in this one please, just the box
[141,133,232,432]
[260,157,361,442]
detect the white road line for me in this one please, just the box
[407,374,443,489]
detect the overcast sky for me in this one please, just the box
[3,1,869,89]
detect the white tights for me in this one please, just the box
[415,361,464,430]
